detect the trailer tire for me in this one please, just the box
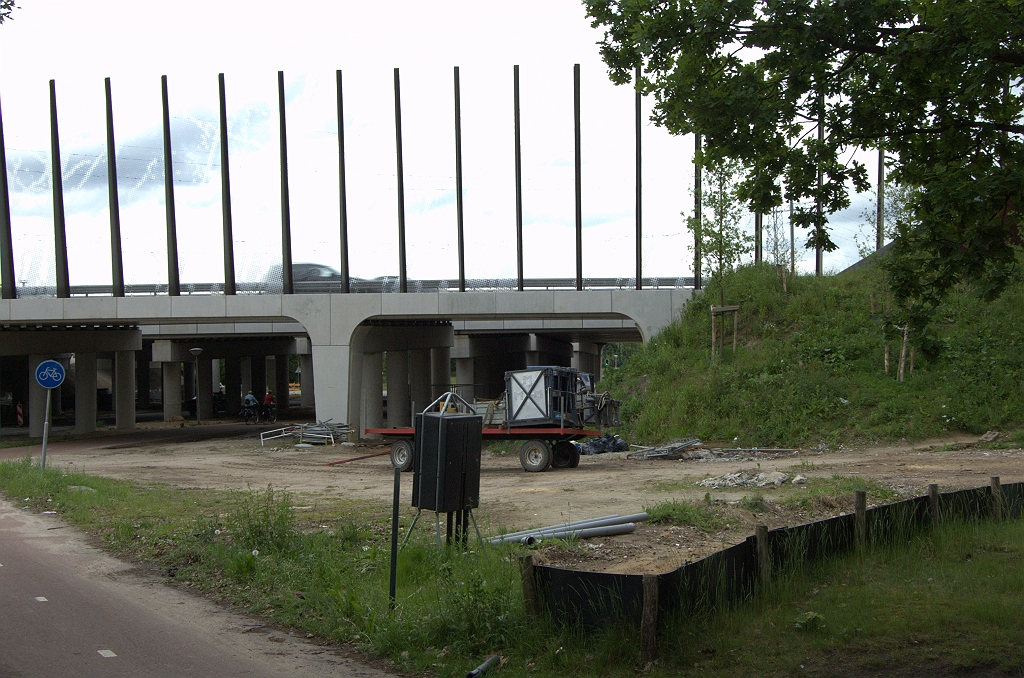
[390,439,415,472]
[551,440,576,468]
[568,444,581,468]
[520,439,551,472]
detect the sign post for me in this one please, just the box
[34,359,65,470]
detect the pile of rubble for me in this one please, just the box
[696,470,807,488]
[627,438,795,462]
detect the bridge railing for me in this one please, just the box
[13,277,695,299]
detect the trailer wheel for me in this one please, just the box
[390,439,415,472]
[551,440,576,469]
[520,439,551,472]
[568,444,581,468]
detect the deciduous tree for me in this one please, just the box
[585,0,1023,310]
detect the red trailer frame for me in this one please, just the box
[364,426,600,473]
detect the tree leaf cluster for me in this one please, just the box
[585,0,1023,306]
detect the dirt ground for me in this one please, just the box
[8,422,1021,575]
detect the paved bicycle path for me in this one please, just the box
[0,500,393,678]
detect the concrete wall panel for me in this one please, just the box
[495,291,554,315]
[282,294,330,345]
[439,292,495,316]
[554,290,612,315]
[171,295,226,320]
[226,294,283,319]
[11,298,65,322]
[118,296,172,320]
[382,293,438,317]
[64,297,117,320]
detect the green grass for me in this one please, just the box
[601,263,1024,447]
[776,475,902,510]
[646,499,728,532]
[658,519,1024,676]
[4,458,1023,677]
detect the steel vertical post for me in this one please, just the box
[815,89,824,277]
[454,67,466,292]
[49,80,70,298]
[161,76,180,296]
[754,212,762,264]
[513,65,524,291]
[218,73,236,295]
[336,70,350,293]
[0,92,16,300]
[693,134,702,290]
[393,68,407,294]
[635,65,642,290]
[278,71,293,295]
[574,64,583,291]
[104,78,125,297]
[876,149,885,252]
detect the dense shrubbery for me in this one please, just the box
[602,264,1024,446]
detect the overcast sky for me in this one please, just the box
[0,0,877,290]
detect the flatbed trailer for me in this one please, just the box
[364,426,600,473]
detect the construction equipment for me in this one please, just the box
[367,367,621,473]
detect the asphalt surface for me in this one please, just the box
[0,501,392,678]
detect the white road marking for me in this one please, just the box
[97,650,117,658]
[34,596,48,602]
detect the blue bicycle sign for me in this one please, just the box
[35,360,66,389]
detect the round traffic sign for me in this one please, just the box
[35,360,66,389]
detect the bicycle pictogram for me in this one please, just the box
[35,360,66,389]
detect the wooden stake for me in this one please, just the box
[519,554,540,617]
[909,345,915,376]
[640,574,659,665]
[854,490,867,550]
[884,340,890,375]
[991,476,1003,522]
[897,326,908,382]
[755,524,770,586]
[928,483,940,527]
[732,310,738,353]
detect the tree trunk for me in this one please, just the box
[897,326,909,382]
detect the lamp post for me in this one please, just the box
[189,347,203,425]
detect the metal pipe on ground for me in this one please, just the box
[489,514,620,542]
[489,513,649,545]
[525,522,637,545]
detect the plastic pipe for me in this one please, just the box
[525,522,636,545]
[466,655,499,678]
[489,514,620,542]
[490,513,649,546]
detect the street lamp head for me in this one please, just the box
[189,347,203,358]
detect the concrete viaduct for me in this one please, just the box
[0,287,690,439]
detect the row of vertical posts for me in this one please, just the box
[0,65,658,300]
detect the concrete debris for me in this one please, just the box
[629,439,794,462]
[696,470,790,488]
[980,430,1000,443]
[792,475,807,484]
[65,485,98,493]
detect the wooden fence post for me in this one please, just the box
[991,476,1003,522]
[854,491,867,550]
[519,554,540,618]
[928,483,940,527]
[755,524,770,586]
[640,574,659,665]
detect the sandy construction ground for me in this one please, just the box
[4,422,1021,574]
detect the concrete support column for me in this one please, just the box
[386,350,409,427]
[74,352,97,434]
[28,355,47,438]
[250,355,267,399]
[347,349,364,434]
[409,349,431,416]
[224,357,241,415]
[183,362,195,400]
[115,350,136,430]
[162,362,181,421]
[136,354,151,409]
[274,355,290,412]
[299,354,315,407]
[196,357,213,420]
[455,357,474,402]
[241,357,252,396]
[54,356,69,415]
[362,352,383,438]
[212,359,221,393]
[431,346,451,400]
